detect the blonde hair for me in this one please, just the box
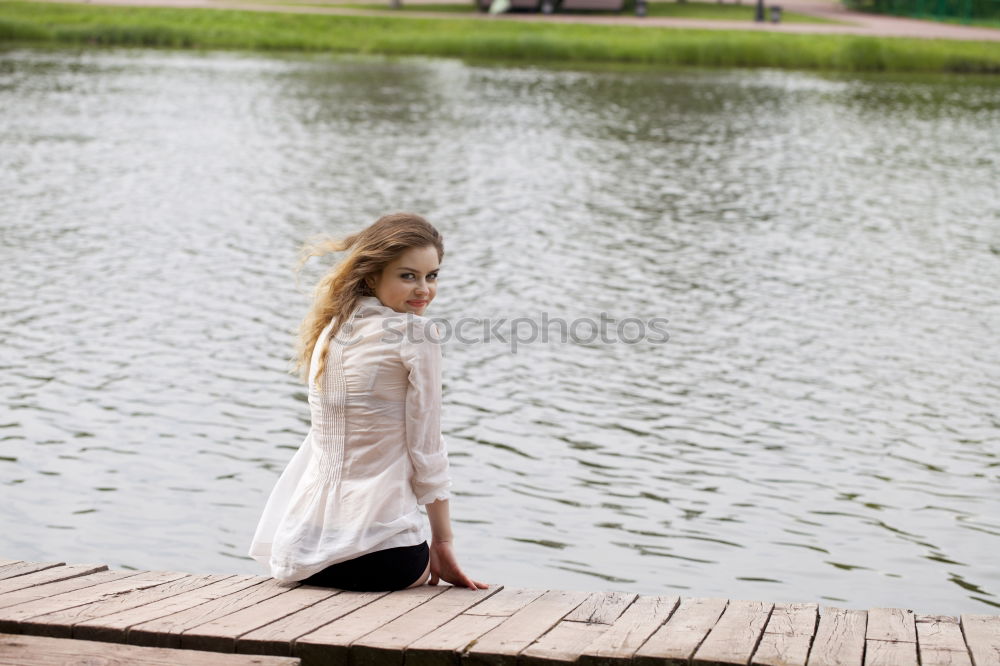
[294,212,444,388]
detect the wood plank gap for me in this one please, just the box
[960,615,1000,666]
[463,588,545,617]
[180,584,341,653]
[752,602,820,666]
[516,591,638,666]
[350,586,502,666]
[462,589,592,666]
[0,631,302,665]
[633,597,729,666]
[15,570,192,638]
[864,639,918,666]
[0,570,147,631]
[915,615,972,666]
[294,585,449,665]
[695,600,774,666]
[126,578,298,649]
[0,562,66,583]
[802,604,822,666]
[579,595,680,666]
[238,588,392,657]
[563,591,638,625]
[805,607,867,666]
[0,564,109,596]
[22,573,234,639]
[74,575,265,644]
[405,588,546,666]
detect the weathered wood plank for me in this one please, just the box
[633,597,729,666]
[406,588,545,666]
[867,609,916,644]
[127,578,297,649]
[0,564,108,596]
[295,585,446,665]
[865,639,918,666]
[579,595,679,666]
[520,591,639,666]
[0,571,180,633]
[464,588,546,616]
[564,591,638,625]
[0,562,19,569]
[915,615,973,666]
[807,608,867,666]
[74,575,266,644]
[752,603,818,666]
[237,589,388,657]
[0,562,65,583]
[763,604,820,637]
[917,616,965,651]
[696,599,774,666]
[0,570,136,613]
[521,619,610,666]
[407,614,507,666]
[21,574,231,639]
[2,557,993,666]
[181,585,340,653]
[464,589,591,666]
[922,651,979,666]
[0,631,301,665]
[350,586,500,666]
[962,615,1000,666]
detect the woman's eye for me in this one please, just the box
[401,273,414,279]
[428,273,438,281]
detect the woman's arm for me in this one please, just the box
[425,498,489,590]
[400,319,488,590]
[400,321,452,504]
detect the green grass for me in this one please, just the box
[950,16,1000,26]
[893,13,1000,28]
[1,0,999,72]
[844,1,1000,28]
[342,0,843,23]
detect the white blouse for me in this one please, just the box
[248,296,452,582]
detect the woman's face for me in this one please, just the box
[369,245,439,316]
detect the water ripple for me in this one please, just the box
[1,49,998,613]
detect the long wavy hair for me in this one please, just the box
[294,213,444,388]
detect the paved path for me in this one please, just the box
[27,0,1000,40]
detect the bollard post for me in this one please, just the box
[754,0,765,20]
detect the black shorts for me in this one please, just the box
[300,542,430,592]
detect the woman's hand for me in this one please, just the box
[429,541,489,590]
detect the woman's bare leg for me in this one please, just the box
[405,560,431,588]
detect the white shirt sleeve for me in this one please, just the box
[400,318,452,505]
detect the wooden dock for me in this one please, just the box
[0,559,997,666]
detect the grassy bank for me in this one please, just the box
[1,0,999,72]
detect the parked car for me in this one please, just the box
[475,0,543,11]
[554,0,622,11]
[475,0,647,14]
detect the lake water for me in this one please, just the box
[1,48,998,614]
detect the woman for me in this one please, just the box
[249,213,487,592]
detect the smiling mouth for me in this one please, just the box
[407,300,428,306]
